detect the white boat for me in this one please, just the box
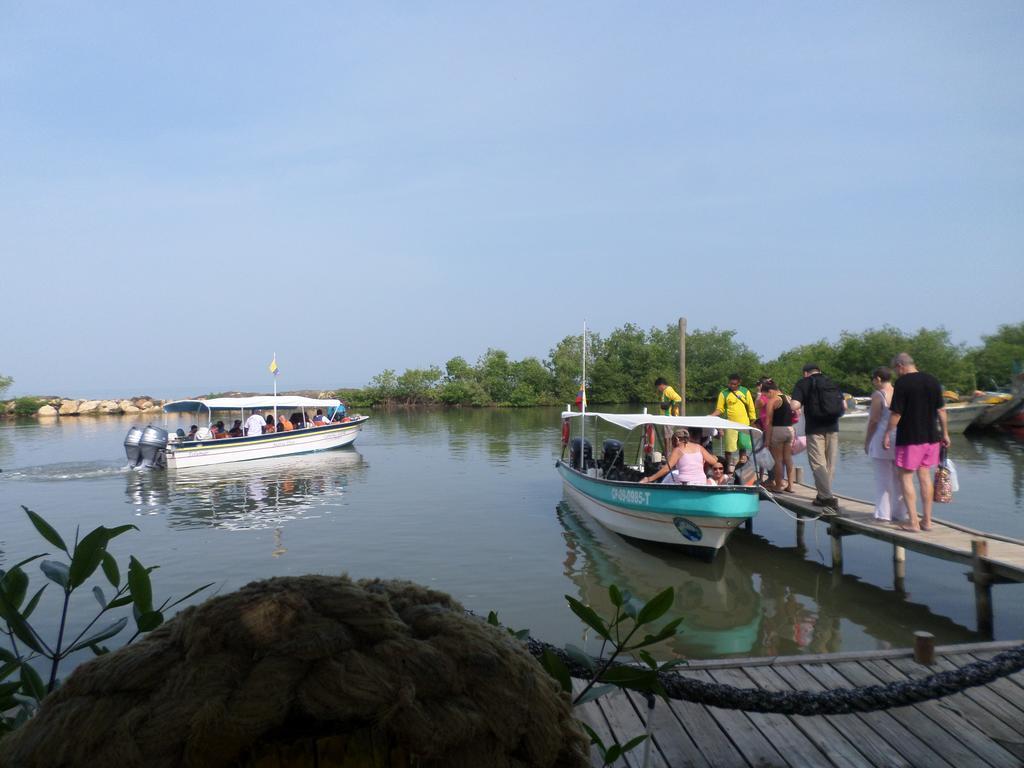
[124,396,368,470]
[837,401,988,435]
[556,411,762,558]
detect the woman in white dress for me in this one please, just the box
[864,366,904,522]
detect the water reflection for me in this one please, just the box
[557,495,984,660]
[125,449,367,532]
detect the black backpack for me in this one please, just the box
[807,375,845,421]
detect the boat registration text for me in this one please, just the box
[611,487,652,506]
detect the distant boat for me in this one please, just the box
[555,411,761,558]
[837,401,988,435]
[123,396,368,470]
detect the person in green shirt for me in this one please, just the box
[710,373,757,470]
[655,377,682,416]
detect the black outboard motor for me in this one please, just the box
[124,426,143,467]
[138,425,169,469]
[569,437,594,471]
[602,439,624,469]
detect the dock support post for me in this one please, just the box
[795,519,806,552]
[744,518,753,532]
[893,545,906,591]
[972,539,994,638]
[913,631,936,665]
[829,524,843,572]
[794,466,804,485]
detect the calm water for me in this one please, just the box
[1,409,1022,665]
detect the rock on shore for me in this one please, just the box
[20,397,166,417]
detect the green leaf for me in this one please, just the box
[69,526,113,588]
[162,582,214,612]
[486,610,499,626]
[40,560,69,588]
[603,744,622,765]
[19,663,45,701]
[598,666,660,693]
[101,552,120,588]
[658,658,689,672]
[0,567,29,610]
[510,628,530,641]
[609,584,623,607]
[135,610,164,633]
[104,524,138,540]
[540,649,571,693]
[565,596,610,640]
[0,681,21,698]
[65,617,128,655]
[127,556,152,613]
[638,650,658,669]
[0,648,17,664]
[636,587,674,626]
[106,595,133,609]
[92,586,107,609]
[0,591,44,654]
[21,586,47,619]
[90,644,111,656]
[564,643,595,672]
[621,734,648,753]
[580,723,607,757]
[575,683,617,704]
[626,617,684,651]
[0,661,19,682]
[22,507,68,554]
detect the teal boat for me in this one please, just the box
[556,411,761,556]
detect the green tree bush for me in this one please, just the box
[12,398,43,417]
[969,322,1024,389]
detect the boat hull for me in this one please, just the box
[557,462,758,553]
[838,403,987,435]
[165,419,367,469]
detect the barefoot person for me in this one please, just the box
[761,379,795,492]
[864,367,904,523]
[882,353,951,532]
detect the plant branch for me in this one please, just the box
[47,588,72,692]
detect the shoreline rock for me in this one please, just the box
[0,396,167,419]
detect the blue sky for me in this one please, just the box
[2,2,1021,397]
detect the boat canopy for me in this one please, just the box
[561,411,762,437]
[164,396,342,413]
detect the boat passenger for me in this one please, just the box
[245,408,266,437]
[186,425,199,441]
[709,458,730,485]
[709,373,757,472]
[278,415,293,432]
[312,409,328,425]
[290,412,305,429]
[639,428,718,486]
[263,419,276,434]
[228,420,244,437]
[212,420,227,439]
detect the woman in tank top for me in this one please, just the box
[640,428,719,486]
[865,366,904,522]
[761,380,795,492]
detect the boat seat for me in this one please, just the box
[194,427,212,441]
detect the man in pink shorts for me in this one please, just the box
[882,353,950,532]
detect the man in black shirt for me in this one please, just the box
[883,352,950,532]
[791,363,845,512]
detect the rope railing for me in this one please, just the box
[526,638,1024,715]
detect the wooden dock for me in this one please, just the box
[760,479,1024,635]
[573,640,1024,767]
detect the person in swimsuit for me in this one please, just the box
[639,428,719,485]
[762,379,796,492]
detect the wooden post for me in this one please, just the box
[794,466,804,485]
[829,524,843,571]
[795,519,806,552]
[972,539,994,638]
[893,545,906,592]
[678,317,687,415]
[744,518,753,532]
[913,631,936,665]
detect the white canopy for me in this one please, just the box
[164,396,341,413]
[561,411,762,437]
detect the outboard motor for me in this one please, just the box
[602,439,624,469]
[569,437,593,471]
[124,426,144,467]
[138,425,169,469]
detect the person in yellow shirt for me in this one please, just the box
[710,373,757,470]
[655,377,682,416]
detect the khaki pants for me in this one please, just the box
[805,432,839,501]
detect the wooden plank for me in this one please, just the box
[860,658,1021,768]
[706,666,830,768]
[771,662,911,767]
[595,689,668,768]
[571,679,624,767]
[621,689,713,768]
[963,652,1024,700]
[801,662,956,768]
[833,659,988,767]
[676,669,788,767]
[943,653,1024,724]
[740,664,873,768]
[662,679,751,768]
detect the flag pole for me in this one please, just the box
[272,352,278,425]
[581,320,586,455]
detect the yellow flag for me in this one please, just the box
[269,355,279,375]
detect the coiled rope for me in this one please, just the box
[526,638,1024,715]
